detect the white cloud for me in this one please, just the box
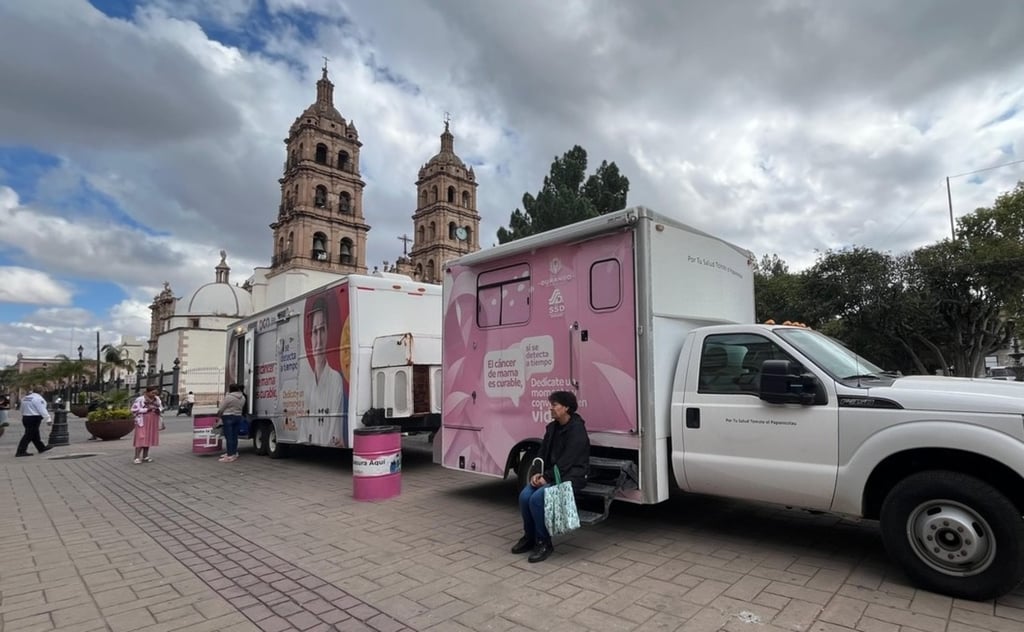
[23,307,95,328]
[1,0,1024,359]
[108,299,153,341]
[0,267,73,306]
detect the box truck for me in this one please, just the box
[439,206,1024,600]
[228,273,441,457]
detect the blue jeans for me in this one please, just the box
[519,484,551,542]
[222,415,242,456]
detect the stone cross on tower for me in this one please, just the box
[398,234,413,255]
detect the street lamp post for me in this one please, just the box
[48,380,70,447]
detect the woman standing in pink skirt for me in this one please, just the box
[131,385,164,464]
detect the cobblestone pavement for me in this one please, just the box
[2,412,1023,632]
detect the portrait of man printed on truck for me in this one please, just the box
[300,294,345,445]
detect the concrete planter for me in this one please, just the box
[84,418,135,441]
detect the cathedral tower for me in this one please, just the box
[269,65,369,277]
[407,120,481,282]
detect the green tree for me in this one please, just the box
[496,146,629,243]
[800,248,947,374]
[753,254,809,325]
[899,181,1024,376]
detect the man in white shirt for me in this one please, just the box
[16,387,52,457]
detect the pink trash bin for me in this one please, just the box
[353,426,402,501]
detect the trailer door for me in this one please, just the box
[569,231,638,436]
[243,329,255,413]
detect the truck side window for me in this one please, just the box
[477,264,531,327]
[699,334,796,395]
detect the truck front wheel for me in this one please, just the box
[880,470,1024,600]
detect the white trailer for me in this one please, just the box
[228,273,442,457]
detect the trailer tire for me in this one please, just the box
[254,422,268,456]
[266,425,288,459]
[515,446,540,490]
[880,470,1024,600]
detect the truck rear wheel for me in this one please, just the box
[880,470,1024,600]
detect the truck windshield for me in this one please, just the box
[775,328,885,381]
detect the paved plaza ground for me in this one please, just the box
[2,411,1023,632]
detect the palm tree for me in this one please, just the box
[101,343,137,385]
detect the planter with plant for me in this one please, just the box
[85,407,135,441]
[83,390,136,440]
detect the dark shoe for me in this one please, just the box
[528,541,554,563]
[15,453,33,457]
[511,536,535,554]
[39,446,52,454]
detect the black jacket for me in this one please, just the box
[537,413,590,493]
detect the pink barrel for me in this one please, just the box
[353,426,402,501]
[192,414,222,455]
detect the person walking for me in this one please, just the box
[216,384,246,463]
[0,394,10,428]
[130,385,164,464]
[15,387,52,457]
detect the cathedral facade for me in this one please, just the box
[146,64,481,401]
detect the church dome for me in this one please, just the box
[425,121,465,168]
[175,251,253,317]
[180,283,253,317]
[289,66,350,135]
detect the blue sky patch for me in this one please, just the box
[981,105,1020,129]
[0,146,61,204]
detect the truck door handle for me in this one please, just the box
[685,408,701,429]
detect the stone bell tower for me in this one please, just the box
[269,64,369,277]
[407,119,481,283]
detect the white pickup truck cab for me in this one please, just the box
[673,323,1024,600]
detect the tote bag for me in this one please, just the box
[543,465,581,536]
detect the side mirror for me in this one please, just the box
[759,360,826,405]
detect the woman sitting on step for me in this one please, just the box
[511,390,590,563]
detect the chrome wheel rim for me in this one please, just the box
[906,499,995,576]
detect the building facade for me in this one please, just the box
[405,121,481,282]
[153,252,253,404]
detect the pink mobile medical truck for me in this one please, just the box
[440,206,1024,600]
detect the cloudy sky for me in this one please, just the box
[1,0,1023,364]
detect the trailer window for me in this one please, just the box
[395,370,409,412]
[590,259,621,310]
[477,264,531,327]
[374,372,385,409]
